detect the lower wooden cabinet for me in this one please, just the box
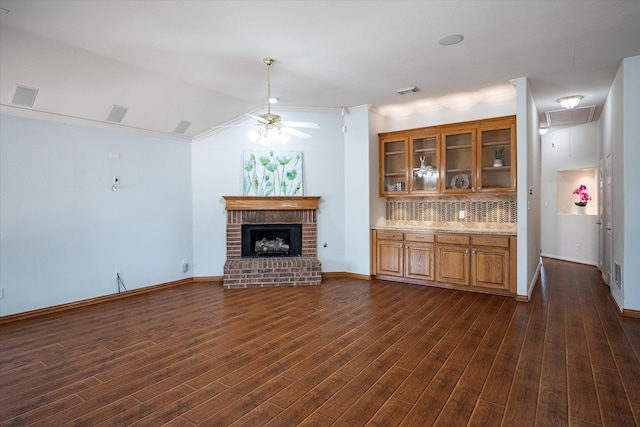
[375,230,435,282]
[436,244,470,286]
[470,235,510,290]
[373,229,516,296]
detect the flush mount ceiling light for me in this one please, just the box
[558,95,583,109]
[438,34,464,46]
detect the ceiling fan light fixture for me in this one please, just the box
[558,95,583,109]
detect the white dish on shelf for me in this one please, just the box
[451,173,470,189]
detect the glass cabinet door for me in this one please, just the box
[477,123,515,192]
[409,134,439,193]
[442,129,475,192]
[380,137,408,195]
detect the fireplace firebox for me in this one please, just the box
[242,224,302,258]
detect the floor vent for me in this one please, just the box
[614,261,622,289]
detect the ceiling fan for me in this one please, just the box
[245,57,320,146]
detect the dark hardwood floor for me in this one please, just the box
[1,257,639,426]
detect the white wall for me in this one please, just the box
[0,112,193,316]
[378,84,516,132]
[344,105,374,275]
[514,77,542,299]
[191,108,347,277]
[598,54,640,312]
[622,56,640,311]
[541,122,599,265]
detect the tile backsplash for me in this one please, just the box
[385,195,517,232]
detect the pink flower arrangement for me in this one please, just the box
[573,184,592,207]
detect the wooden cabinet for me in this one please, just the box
[376,231,404,277]
[470,235,510,290]
[442,127,476,193]
[476,118,516,193]
[404,232,436,280]
[435,234,470,285]
[374,230,435,282]
[379,116,516,196]
[380,132,441,196]
[380,136,408,196]
[436,234,512,292]
[373,229,516,296]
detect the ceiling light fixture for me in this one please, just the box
[558,95,583,109]
[438,34,464,46]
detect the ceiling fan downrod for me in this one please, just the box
[263,57,275,116]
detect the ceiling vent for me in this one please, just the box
[106,105,128,123]
[545,105,596,127]
[173,120,192,135]
[11,84,39,108]
[396,86,421,95]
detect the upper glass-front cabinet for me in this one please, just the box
[379,115,516,196]
[442,128,475,193]
[409,134,440,194]
[477,119,516,192]
[380,136,408,195]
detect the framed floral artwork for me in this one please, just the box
[242,150,303,196]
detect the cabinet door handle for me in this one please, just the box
[484,239,496,243]
[465,250,470,254]
[446,238,457,241]
[471,187,476,192]
[471,250,476,254]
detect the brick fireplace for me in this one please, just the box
[223,196,322,289]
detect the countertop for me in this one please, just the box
[372,225,517,236]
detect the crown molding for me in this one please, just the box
[0,104,192,142]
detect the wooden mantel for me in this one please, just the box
[223,196,320,211]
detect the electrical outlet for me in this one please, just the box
[0,287,4,299]
[182,260,189,273]
[458,210,465,219]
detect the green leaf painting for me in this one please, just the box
[243,151,303,196]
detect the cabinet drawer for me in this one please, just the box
[471,235,510,248]
[376,230,404,241]
[405,232,435,243]
[436,234,470,245]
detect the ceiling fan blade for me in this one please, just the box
[245,113,269,124]
[283,121,320,129]
[210,123,254,129]
[282,127,312,139]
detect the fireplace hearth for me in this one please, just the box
[223,196,321,288]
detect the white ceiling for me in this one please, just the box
[1,0,639,137]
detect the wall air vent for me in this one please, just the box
[11,84,39,108]
[545,105,596,127]
[173,120,192,135]
[396,86,421,95]
[106,105,128,123]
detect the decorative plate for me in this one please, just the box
[451,173,470,189]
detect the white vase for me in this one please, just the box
[576,205,585,215]
[493,158,503,167]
